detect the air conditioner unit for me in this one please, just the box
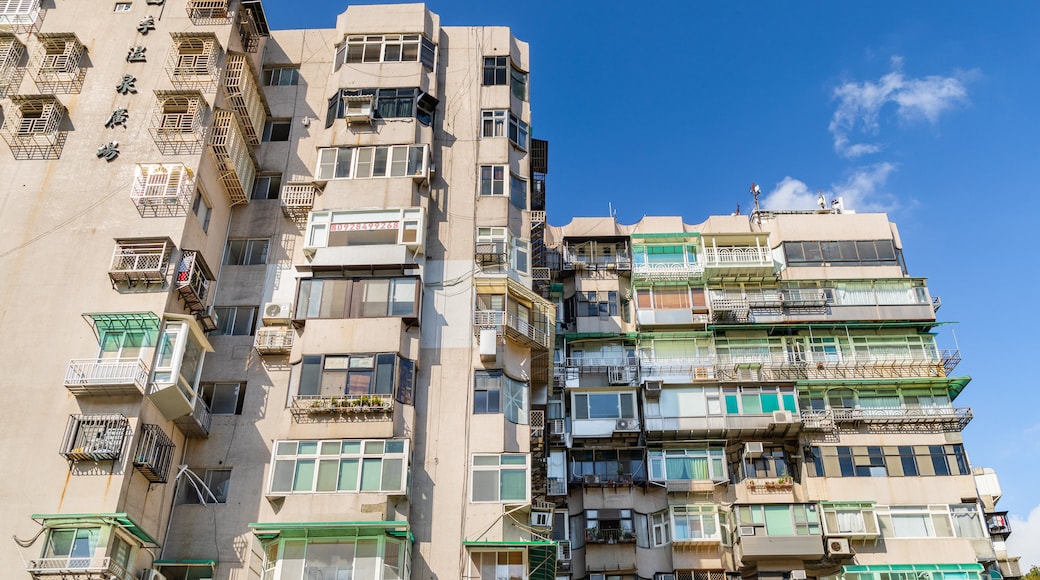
[550,419,566,436]
[262,302,293,325]
[744,441,765,456]
[827,537,852,556]
[143,570,169,580]
[739,526,757,536]
[771,410,794,424]
[791,571,807,580]
[644,380,662,398]
[583,474,601,485]
[530,511,552,528]
[615,418,637,431]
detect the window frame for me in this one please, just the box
[262,66,300,86]
[571,391,637,421]
[268,438,409,495]
[224,238,270,265]
[820,502,881,537]
[261,119,291,142]
[471,454,530,503]
[670,504,721,542]
[251,174,281,200]
[294,277,421,321]
[508,114,528,150]
[876,504,955,539]
[296,353,404,398]
[315,145,428,181]
[736,504,821,537]
[178,467,232,504]
[648,447,727,482]
[335,34,435,70]
[481,109,507,137]
[201,382,246,415]
[479,165,506,196]
[212,306,258,336]
[482,56,508,86]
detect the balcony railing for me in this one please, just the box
[175,250,213,314]
[632,261,706,281]
[208,109,256,206]
[130,164,195,217]
[573,472,640,486]
[254,326,293,355]
[0,34,26,98]
[585,528,635,544]
[0,0,42,33]
[290,395,394,420]
[639,357,716,381]
[474,310,550,350]
[109,240,172,286]
[530,210,545,224]
[174,397,211,438]
[186,0,231,24]
[713,353,948,381]
[703,246,771,266]
[1,94,67,160]
[829,406,972,431]
[64,358,149,396]
[27,557,134,580]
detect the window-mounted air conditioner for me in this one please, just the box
[790,571,808,580]
[771,410,794,424]
[827,537,852,556]
[343,94,374,124]
[739,526,757,536]
[744,441,765,456]
[583,474,600,485]
[262,302,293,325]
[644,380,662,398]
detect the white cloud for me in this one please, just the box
[829,56,970,158]
[1007,504,1040,570]
[760,162,898,213]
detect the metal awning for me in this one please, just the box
[800,377,971,401]
[82,312,161,341]
[32,513,159,547]
[462,541,557,580]
[843,564,984,573]
[248,521,411,541]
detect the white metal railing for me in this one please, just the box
[190,397,212,433]
[27,556,134,579]
[292,394,394,414]
[639,357,716,379]
[547,477,567,496]
[65,358,149,392]
[632,261,705,279]
[280,183,318,220]
[255,327,293,353]
[130,164,195,212]
[474,310,550,349]
[560,356,639,369]
[0,0,41,27]
[530,210,545,224]
[703,246,771,266]
[109,240,170,279]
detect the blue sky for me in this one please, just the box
[264,0,1040,564]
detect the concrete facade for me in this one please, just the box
[0,3,1022,580]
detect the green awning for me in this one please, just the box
[798,377,971,401]
[249,521,410,541]
[637,331,714,339]
[83,312,161,341]
[843,564,984,573]
[32,513,159,547]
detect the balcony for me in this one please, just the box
[0,33,26,98]
[109,239,173,287]
[562,240,632,271]
[254,326,293,355]
[644,413,798,438]
[475,310,550,350]
[130,164,195,217]
[823,406,973,432]
[173,397,211,438]
[738,535,823,560]
[280,181,320,221]
[639,358,716,383]
[585,527,635,544]
[60,415,130,462]
[28,33,86,93]
[713,353,949,382]
[166,33,219,91]
[151,91,208,155]
[1,94,67,159]
[632,261,706,282]
[290,394,394,421]
[0,0,42,33]
[185,0,231,25]
[133,424,175,483]
[207,109,256,205]
[27,557,134,580]
[237,1,270,53]
[702,245,774,278]
[572,472,641,487]
[222,53,266,145]
[64,358,149,396]
[556,357,639,387]
[303,208,426,267]
[174,250,214,314]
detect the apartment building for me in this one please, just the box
[540,211,1022,580]
[0,2,1022,580]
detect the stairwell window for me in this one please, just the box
[480,165,505,196]
[471,454,529,502]
[482,56,507,85]
[262,119,291,142]
[472,370,528,424]
[201,382,245,415]
[251,174,281,200]
[178,468,231,504]
[224,238,269,265]
[213,306,258,336]
[262,66,299,86]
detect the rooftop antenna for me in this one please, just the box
[735,203,740,216]
[608,202,617,220]
[817,190,826,209]
[750,183,762,224]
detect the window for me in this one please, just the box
[471,454,529,502]
[586,509,634,542]
[508,114,528,149]
[469,551,524,580]
[810,444,970,478]
[783,240,904,269]
[737,504,820,536]
[224,238,269,265]
[877,505,954,538]
[510,66,528,101]
[201,382,245,415]
[482,56,508,85]
[650,511,671,546]
[722,385,797,415]
[114,2,132,11]
[263,536,408,580]
[251,174,281,200]
[671,505,720,542]
[297,353,400,398]
[655,387,723,418]
[481,110,506,137]
[820,502,880,537]
[42,527,101,568]
[213,306,257,336]
[335,34,435,69]
[326,88,437,127]
[296,277,420,320]
[480,165,505,196]
[270,439,407,494]
[305,209,424,249]
[635,286,707,310]
[509,173,526,209]
[178,468,231,504]
[570,448,645,482]
[473,371,527,422]
[262,119,291,142]
[574,291,619,318]
[151,319,207,405]
[315,145,428,180]
[648,448,726,481]
[572,392,636,420]
[192,190,211,233]
[738,444,793,481]
[98,328,153,360]
[262,66,299,86]
[950,504,985,538]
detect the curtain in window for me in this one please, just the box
[500,469,526,500]
[835,282,874,305]
[837,510,866,533]
[874,281,916,304]
[665,456,709,480]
